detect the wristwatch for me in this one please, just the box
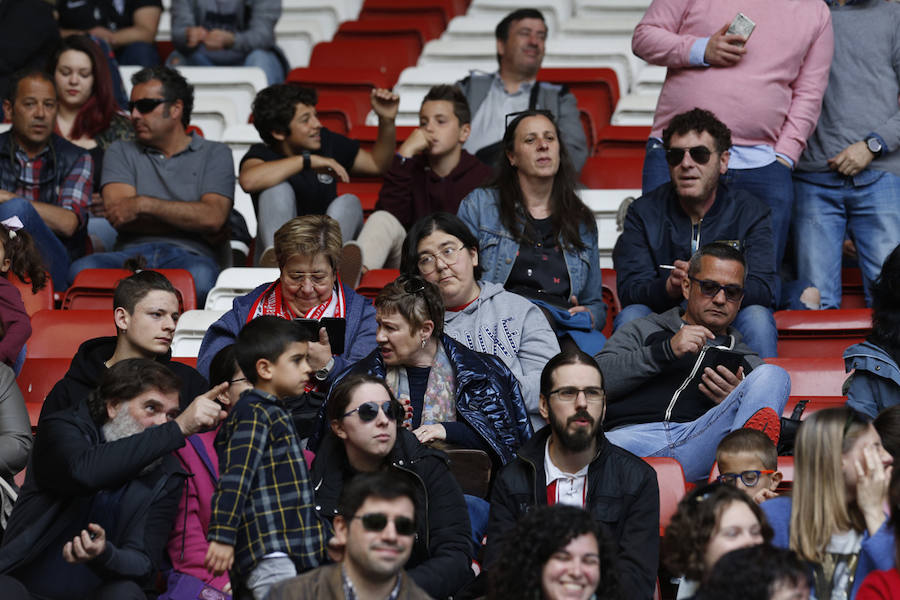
[315,357,335,382]
[865,136,883,158]
[302,150,312,171]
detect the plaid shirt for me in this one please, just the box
[209,389,325,576]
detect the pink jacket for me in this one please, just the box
[633,0,833,163]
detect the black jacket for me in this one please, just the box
[40,336,209,421]
[311,429,474,600]
[0,402,186,595]
[486,426,660,599]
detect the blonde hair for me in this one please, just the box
[790,408,868,563]
[273,214,342,272]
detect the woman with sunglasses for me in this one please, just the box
[762,407,895,599]
[401,212,559,430]
[310,373,474,599]
[458,110,606,354]
[664,483,773,599]
[318,275,531,467]
[49,34,133,251]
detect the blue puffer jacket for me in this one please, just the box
[197,282,377,382]
[844,340,900,419]
[313,334,533,465]
[458,187,606,329]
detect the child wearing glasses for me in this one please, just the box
[309,373,475,599]
[205,316,326,599]
[715,429,783,504]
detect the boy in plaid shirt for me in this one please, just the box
[205,316,326,599]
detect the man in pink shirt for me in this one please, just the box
[632,0,833,273]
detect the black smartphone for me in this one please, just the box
[295,317,346,355]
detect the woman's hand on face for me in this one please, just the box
[855,445,892,535]
[567,295,594,327]
[413,424,446,444]
[307,326,333,371]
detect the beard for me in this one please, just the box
[102,401,163,475]
[547,404,601,453]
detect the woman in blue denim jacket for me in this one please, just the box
[458,110,605,352]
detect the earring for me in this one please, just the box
[421,337,427,348]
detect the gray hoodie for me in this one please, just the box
[444,281,560,430]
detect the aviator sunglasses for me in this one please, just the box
[342,400,398,422]
[352,513,416,536]
[665,145,713,166]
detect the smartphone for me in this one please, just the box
[727,12,755,46]
[294,317,346,355]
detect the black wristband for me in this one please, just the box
[302,151,311,171]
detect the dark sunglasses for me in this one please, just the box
[128,98,170,114]
[353,512,416,536]
[342,400,397,422]
[689,276,744,303]
[665,145,713,166]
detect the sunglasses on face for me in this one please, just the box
[689,276,745,303]
[665,145,713,166]
[716,469,775,487]
[352,512,416,536]
[342,400,398,422]
[128,98,170,114]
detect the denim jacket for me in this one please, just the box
[457,187,606,329]
[844,341,900,419]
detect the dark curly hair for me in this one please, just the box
[694,544,808,600]
[492,110,595,252]
[662,108,732,154]
[401,212,484,280]
[131,66,194,128]
[86,358,181,425]
[0,228,47,292]
[252,83,318,148]
[663,483,773,581]
[488,505,621,600]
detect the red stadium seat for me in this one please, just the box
[172,356,198,369]
[359,0,467,27]
[309,38,422,84]
[782,396,848,419]
[348,125,417,154]
[357,269,400,300]
[335,20,431,48]
[63,268,197,312]
[582,125,650,188]
[774,308,871,358]
[17,357,70,429]
[27,310,116,359]
[287,68,395,132]
[10,276,53,316]
[337,182,383,216]
[765,357,847,397]
[600,268,620,338]
[841,267,866,309]
[539,68,621,154]
[643,456,687,536]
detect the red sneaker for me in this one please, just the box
[742,407,781,445]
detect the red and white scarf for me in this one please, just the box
[246,277,347,323]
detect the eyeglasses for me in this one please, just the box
[342,400,398,422]
[128,98,170,114]
[665,145,713,167]
[229,377,247,385]
[716,470,775,487]
[352,512,416,536]
[688,276,744,303]
[284,270,333,286]
[548,386,605,403]
[505,108,554,129]
[418,245,466,274]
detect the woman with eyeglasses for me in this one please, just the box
[762,407,895,600]
[401,212,559,430]
[199,215,376,397]
[310,373,474,599]
[318,275,531,467]
[458,109,606,354]
[664,483,773,599]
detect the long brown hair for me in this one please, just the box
[0,228,47,292]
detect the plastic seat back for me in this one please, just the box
[27,310,115,359]
[643,456,687,535]
[765,357,847,397]
[11,276,53,316]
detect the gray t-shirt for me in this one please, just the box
[102,133,235,258]
[464,73,534,155]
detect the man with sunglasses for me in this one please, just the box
[267,471,432,600]
[67,66,235,307]
[597,242,790,483]
[614,108,779,358]
[485,349,660,600]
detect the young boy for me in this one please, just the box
[350,84,494,283]
[205,315,326,599]
[715,429,784,504]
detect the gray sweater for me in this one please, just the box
[796,0,900,175]
[444,281,559,430]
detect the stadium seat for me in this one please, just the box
[190,96,240,141]
[347,125,417,154]
[11,277,54,317]
[335,19,436,47]
[783,396,848,420]
[610,94,658,127]
[337,182,382,215]
[172,355,199,369]
[468,0,573,31]
[580,154,643,189]
[27,310,116,359]
[539,67,621,134]
[357,269,400,300]
[317,91,373,132]
[63,269,197,312]
[841,267,866,309]
[358,0,466,27]
[445,449,492,498]
[765,357,847,397]
[205,268,280,310]
[172,309,227,357]
[17,357,70,429]
[275,17,327,69]
[286,68,395,131]
[309,38,423,83]
[575,0,653,21]
[560,14,642,38]
[774,308,871,358]
[643,456,687,535]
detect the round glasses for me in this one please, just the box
[716,470,775,487]
[352,512,416,536]
[417,245,466,274]
[342,400,398,422]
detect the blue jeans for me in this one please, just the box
[614,303,778,358]
[0,197,72,289]
[642,140,794,273]
[605,363,790,482]
[465,494,489,554]
[68,242,220,307]
[115,42,159,67]
[168,47,285,85]
[793,172,900,309]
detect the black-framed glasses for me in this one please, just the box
[716,470,775,487]
[342,400,397,422]
[128,98,170,114]
[417,245,466,274]
[665,145,713,167]
[352,512,416,536]
[548,386,605,403]
[229,377,247,385]
[688,276,744,303]
[505,108,555,129]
